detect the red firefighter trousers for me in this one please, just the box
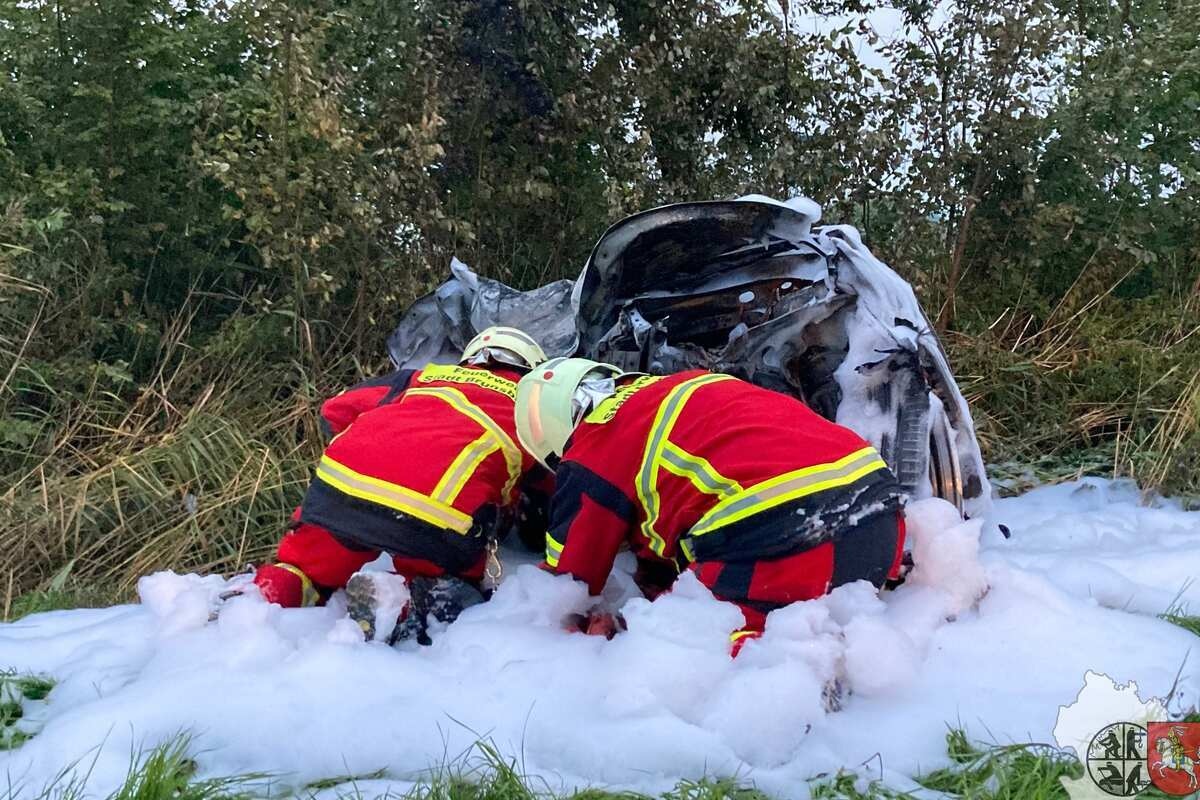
[689,511,906,652]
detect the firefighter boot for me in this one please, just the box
[345,571,411,643]
[391,576,486,646]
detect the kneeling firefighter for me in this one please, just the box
[514,358,907,653]
[251,327,549,643]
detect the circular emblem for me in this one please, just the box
[1087,722,1151,796]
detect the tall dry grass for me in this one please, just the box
[0,277,336,612]
[951,267,1200,496]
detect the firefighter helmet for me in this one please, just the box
[515,357,624,466]
[460,326,547,371]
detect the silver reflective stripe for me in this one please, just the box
[404,387,523,502]
[315,456,473,533]
[688,447,888,538]
[636,374,736,556]
[432,433,498,504]
[660,444,741,498]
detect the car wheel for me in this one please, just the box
[928,405,964,513]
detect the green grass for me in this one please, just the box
[14,675,55,701]
[305,770,388,793]
[4,559,115,621]
[10,726,1200,800]
[0,700,22,726]
[1163,613,1200,637]
[986,448,1129,498]
[915,730,1081,799]
[799,729,1085,799]
[1160,591,1200,639]
[0,671,55,751]
[0,735,270,800]
[107,736,262,800]
[808,773,912,799]
[285,731,1121,800]
[0,729,31,752]
[0,670,57,701]
[6,588,112,621]
[659,779,769,800]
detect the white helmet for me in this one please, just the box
[460,326,547,371]
[514,357,625,466]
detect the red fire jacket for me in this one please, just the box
[300,363,540,568]
[545,370,902,595]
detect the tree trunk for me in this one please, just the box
[937,164,988,331]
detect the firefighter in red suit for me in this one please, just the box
[251,327,549,641]
[514,357,907,653]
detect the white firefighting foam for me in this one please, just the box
[0,478,1197,799]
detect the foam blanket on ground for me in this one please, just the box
[1,479,1197,798]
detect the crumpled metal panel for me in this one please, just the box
[387,258,577,368]
[386,199,992,519]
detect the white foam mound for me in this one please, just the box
[0,478,1197,799]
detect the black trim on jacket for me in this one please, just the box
[683,469,904,564]
[548,460,635,547]
[301,479,490,574]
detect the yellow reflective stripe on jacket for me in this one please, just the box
[315,455,474,533]
[545,534,565,568]
[432,431,499,505]
[636,373,738,557]
[585,375,664,424]
[404,386,523,502]
[660,441,743,499]
[274,562,320,607]
[416,364,518,399]
[686,446,888,540]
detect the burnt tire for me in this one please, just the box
[928,405,964,513]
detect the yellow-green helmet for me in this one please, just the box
[461,326,547,370]
[515,357,624,467]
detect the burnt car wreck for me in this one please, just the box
[388,196,990,521]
